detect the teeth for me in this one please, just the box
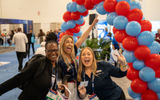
[52,56,56,58]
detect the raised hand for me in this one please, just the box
[78,86,86,98]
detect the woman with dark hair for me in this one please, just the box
[0,40,61,100]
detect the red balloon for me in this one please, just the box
[72,0,76,2]
[91,0,104,5]
[71,12,81,20]
[134,45,151,61]
[84,0,94,10]
[68,26,80,33]
[63,11,72,22]
[76,0,85,5]
[104,0,117,12]
[115,1,130,16]
[145,54,160,71]
[131,78,147,93]
[59,32,66,39]
[80,10,88,16]
[65,31,74,36]
[128,63,134,69]
[127,8,143,22]
[114,30,128,43]
[155,67,160,78]
[122,36,138,51]
[140,20,152,32]
[141,90,158,100]
[112,27,119,34]
[127,67,139,81]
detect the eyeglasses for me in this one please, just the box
[46,49,58,53]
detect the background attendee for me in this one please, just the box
[12,27,28,71]
[35,32,57,56]
[38,29,45,44]
[26,30,35,58]
[0,40,60,100]
[155,28,160,44]
[7,30,15,46]
[78,47,128,100]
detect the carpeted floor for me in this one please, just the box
[0,44,40,100]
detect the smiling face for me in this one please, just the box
[63,37,74,54]
[81,48,94,68]
[45,42,58,63]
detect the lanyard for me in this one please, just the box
[66,58,77,80]
[83,72,95,93]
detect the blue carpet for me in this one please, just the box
[0,44,40,100]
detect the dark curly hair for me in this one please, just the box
[45,32,57,42]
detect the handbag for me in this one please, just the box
[46,71,71,100]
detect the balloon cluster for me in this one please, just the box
[61,0,160,99]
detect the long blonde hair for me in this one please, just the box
[77,47,97,82]
[59,35,77,68]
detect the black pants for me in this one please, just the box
[27,43,35,58]
[118,90,126,100]
[16,52,26,71]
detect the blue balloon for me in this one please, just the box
[75,17,84,25]
[61,22,69,31]
[123,50,136,63]
[106,12,117,25]
[139,67,155,82]
[133,60,145,70]
[126,21,141,36]
[157,93,160,100]
[130,1,141,10]
[73,36,78,43]
[149,41,160,54]
[117,0,131,4]
[113,16,128,30]
[96,2,108,15]
[128,86,141,98]
[77,5,86,13]
[66,21,76,29]
[148,78,160,93]
[134,97,141,100]
[92,5,97,10]
[67,2,77,12]
[74,31,82,37]
[138,31,155,46]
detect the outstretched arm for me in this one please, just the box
[75,16,99,49]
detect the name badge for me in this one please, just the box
[80,81,88,87]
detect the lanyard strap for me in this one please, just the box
[83,72,95,93]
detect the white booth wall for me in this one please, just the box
[0,0,160,34]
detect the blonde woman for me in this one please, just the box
[58,17,98,100]
[77,47,128,100]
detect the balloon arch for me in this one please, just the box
[60,0,160,99]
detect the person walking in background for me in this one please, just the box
[26,30,35,58]
[7,30,15,46]
[155,28,160,44]
[38,29,45,44]
[12,27,28,71]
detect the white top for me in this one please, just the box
[35,47,46,56]
[12,32,28,52]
